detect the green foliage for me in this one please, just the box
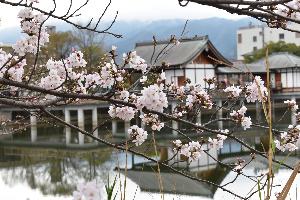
[244,41,300,63]
[105,175,117,200]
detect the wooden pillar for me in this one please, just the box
[125,120,131,138]
[64,109,71,144]
[196,111,201,125]
[291,96,297,125]
[77,108,85,145]
[112,120,117,136]
[140,111,145,129]
[30,112,37,142]
[171,101,178,135]
[272,99,275,122]
[92,107,98,139]
[217,100,223,129]
[256,101,262,122]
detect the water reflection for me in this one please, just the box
[0,126,299,200]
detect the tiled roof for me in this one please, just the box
[218,52,300,74]
[135,36,232,66]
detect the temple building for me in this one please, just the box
[134,35,232,88]
[217,52,300,93]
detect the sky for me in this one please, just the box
[0,0,245,29]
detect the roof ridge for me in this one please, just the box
[135,35,208,47]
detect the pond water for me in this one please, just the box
[0,122,299,200]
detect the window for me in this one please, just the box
[171,76,185,86]
[259,31,263,36]
[238,34,242,43]
[253,46,257,51]
[279,33,285,40]
[177,76,186,86]
[253,36,257,42]
[296,32,300,38]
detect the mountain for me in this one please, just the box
[0,17,259,59]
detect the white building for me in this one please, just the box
[237,23,300,60]
[134,36,232,88]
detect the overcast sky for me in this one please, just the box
[0,0,244,29]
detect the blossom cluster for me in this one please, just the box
[245,76,268,103]
[276,0,300,20]
[123,51,148,73]
[208,129,228,150]
[0,49,26,87]
[14,8,49,56]
[284,99,298,111]
[40,51,86,91]
[108,105,136,121]
[136,84,168,112]
[274,125,300,152]
[99,60,125,88]
[73,180,104,200]
[0,7,51,90]
[173,140,203,160]
[230,106,252,130]
[140,113,164,131]
[185,84,213,109]
[128,125,148,146]
[224,85,242,98]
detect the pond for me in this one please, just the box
[0,122,299,200]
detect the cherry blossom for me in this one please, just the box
[157,71,166,82]
[241,116,252,130]
[108,105,136,121]
[140,75,147,83]
[185,84,213,109]
[119,90,130,102]
[136,84,168,112]
[123,51,148,73]
[128,125,148,146]
[173,139,182,150]
[230,106,252,130]
[173,140,203,161]
[245,76,268,103]
[208,129,228,149]
[99,60,125,88]
[73,180,104,200]
[140,113,164,131]
[111,45,117,51]
[14,8,49,56]
[275,125,300,152]
[284,99,298,111]
[224,85,242,98]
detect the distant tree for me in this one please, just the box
[41,29,104,72]
[41,31,78,60]
[72,27,105,72]
[244,41,300,63]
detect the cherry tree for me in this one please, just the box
[1,0,300,200]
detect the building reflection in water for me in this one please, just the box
[0,125,299,199]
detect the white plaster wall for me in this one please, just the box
[237,27,263,60]
[165,68,184,86]
[185,69,195,84]
[264,23,300,45]
[186,64,215,87]
[281,70,300,88]
[237,23,300,60]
